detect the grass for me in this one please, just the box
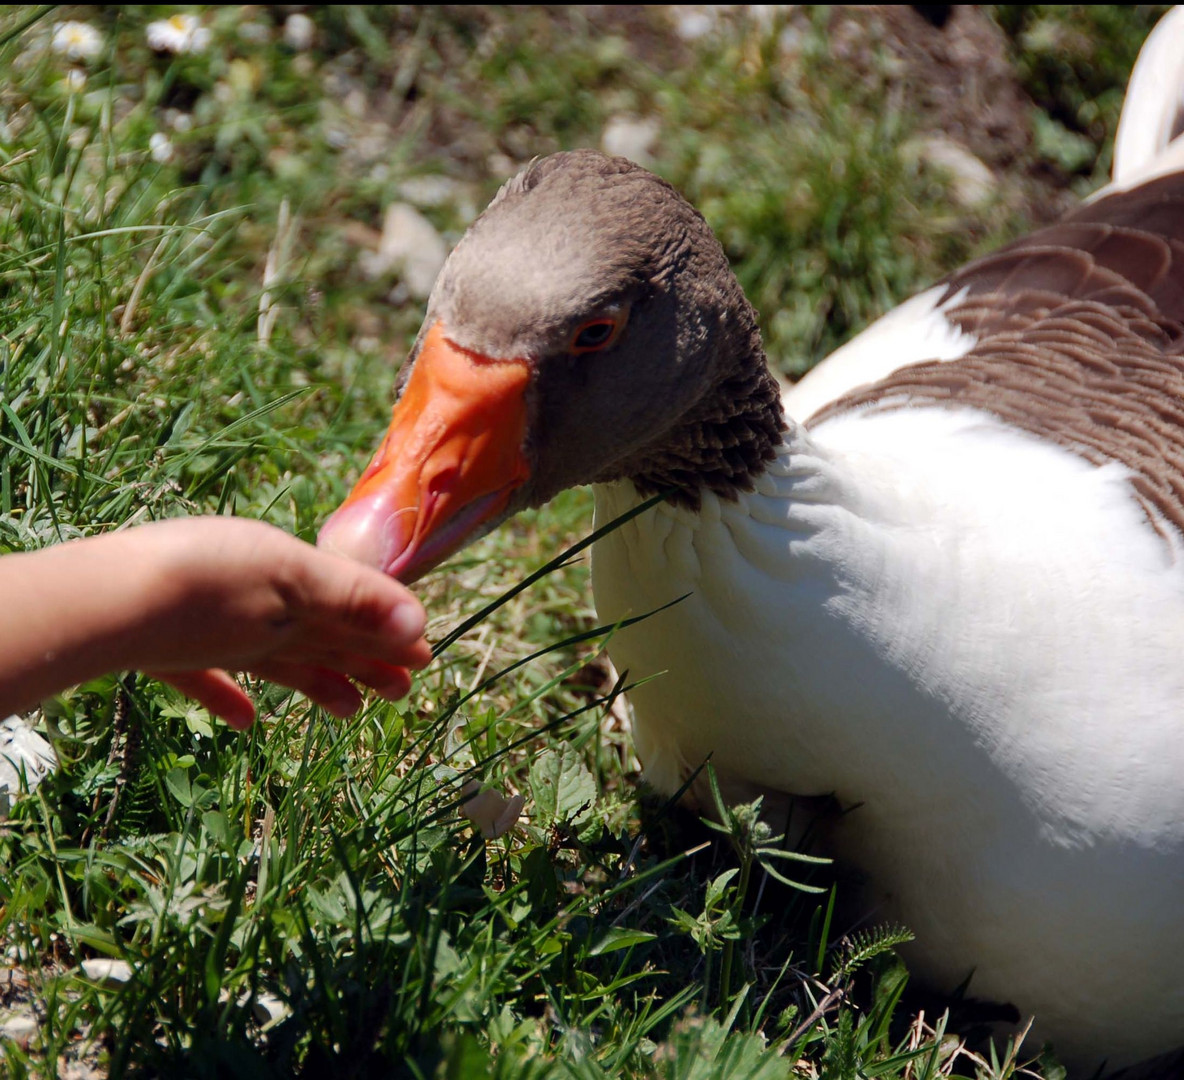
[0,6,1165,1077]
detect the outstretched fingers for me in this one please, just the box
[248,656,414,711]
[148,655,417,729]
[245,659,365,717]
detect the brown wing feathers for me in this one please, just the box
[811,171,1184,537]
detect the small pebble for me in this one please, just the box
[80,958,133,985]
[358,202,447,300]
[907,136,997,209]
[0,1013,38,1047]
[283,14,315,51]
[601,116,661,167]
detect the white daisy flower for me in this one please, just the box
[283,13,315,51]
[149,132,175,164]
[52,21,104,62]
[64,68,88,93]
[146,13,212,55]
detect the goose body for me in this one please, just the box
[594,406,1184,1068]
[319,10,1184,1071]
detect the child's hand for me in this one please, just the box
[0,517,432,730]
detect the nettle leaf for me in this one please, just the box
[528,746,597,829]
[589,927,657,956]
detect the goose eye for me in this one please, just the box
[571,318,618,353]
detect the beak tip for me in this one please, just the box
[316,497,409,576]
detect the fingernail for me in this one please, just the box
[225,705,256,732]
[386,601,426,642]
[327,693,360,717]
[375,671,412,700]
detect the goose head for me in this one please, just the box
[317,150,784,580]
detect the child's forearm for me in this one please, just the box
[0,533,165,715]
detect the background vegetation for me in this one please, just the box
[0,5,1169,1077]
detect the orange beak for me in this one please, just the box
[317,322,532,581]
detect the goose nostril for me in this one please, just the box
[428,468,458,498]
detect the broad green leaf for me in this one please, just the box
[589,927,657,956]
[528,745,596,828]
[165,766,192,807]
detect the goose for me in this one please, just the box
[317,9,1184,1072]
